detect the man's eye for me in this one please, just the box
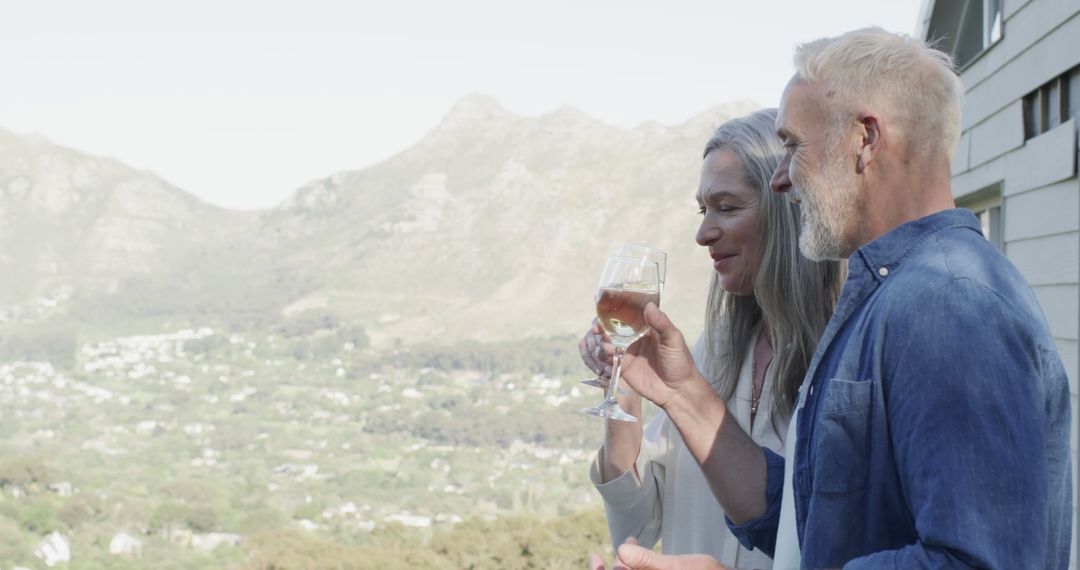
[698,206,707,216]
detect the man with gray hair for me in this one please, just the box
[591,27,1071,569]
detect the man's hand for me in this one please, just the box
[588,538,733,570]
[618,304,706,409]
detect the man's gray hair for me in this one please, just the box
[794,27,964,158]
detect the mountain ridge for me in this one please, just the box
[0,96,764,345]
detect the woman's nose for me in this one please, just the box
[696,217,720,246]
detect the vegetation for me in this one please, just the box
[0,322,627,568]
[0,325,77,369]
[242,509,610,569]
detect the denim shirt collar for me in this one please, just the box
[852,208,982,283]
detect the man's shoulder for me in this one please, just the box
[893,224,1029,303]
[866,224,1049,339]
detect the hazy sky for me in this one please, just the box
[0,0,923,210]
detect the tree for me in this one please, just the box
[8,499,63,534]
[428,509,610,570]
[185,505,219,533]
[58,494,105,528]
[0,456,55,492]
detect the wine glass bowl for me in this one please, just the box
[595,283,659,345]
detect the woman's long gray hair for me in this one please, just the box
[699,109,846,432]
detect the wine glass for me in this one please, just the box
[581,243,666,391]
[580,256,661,422]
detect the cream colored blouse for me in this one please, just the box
[590,332,788,568]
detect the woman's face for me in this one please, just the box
[695,148,765,296]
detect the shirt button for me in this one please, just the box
[878,267,889,277]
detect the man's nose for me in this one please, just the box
[770,155,792,193]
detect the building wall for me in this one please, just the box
[933,0,1080,566]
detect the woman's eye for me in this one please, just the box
[698,206,707,216]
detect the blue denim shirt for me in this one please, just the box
[729,209,1072,568]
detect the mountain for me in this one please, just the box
[0,128,256,324]
[0,96,762,345]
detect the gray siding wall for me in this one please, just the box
[943,0,1080,566]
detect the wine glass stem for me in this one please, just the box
[605,346,627,403]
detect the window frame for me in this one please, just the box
[957,184,1005,251]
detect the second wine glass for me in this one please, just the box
[613,242,666,293]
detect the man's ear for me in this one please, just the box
[855,112,882,173]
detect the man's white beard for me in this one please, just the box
[794,153,861,261]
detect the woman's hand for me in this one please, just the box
[579,319,614,380]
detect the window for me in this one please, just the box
[928,0,1004,69]
[975,205,1003,250]
[1023,66,1078,140]
[983,0,1003,47]
[958,185,1004,251]
[1069,66,1080,122]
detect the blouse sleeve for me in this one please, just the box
[588,334,708,550]
[590,411,673,550]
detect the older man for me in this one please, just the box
[593,27,1071,570]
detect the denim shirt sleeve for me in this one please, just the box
[845,277,1055,569]
[725,447,784,557]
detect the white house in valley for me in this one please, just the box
[919,0,1079,566]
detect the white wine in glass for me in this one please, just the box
[581,256,661,422]
[582,243,666,391]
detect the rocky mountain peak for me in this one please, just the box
[434,94,512,133]
[678,99,763,131]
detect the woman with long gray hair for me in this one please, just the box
[579,108,845,567]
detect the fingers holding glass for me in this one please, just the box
[579,327,620,390]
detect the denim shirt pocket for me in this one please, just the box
[813,378,875,494]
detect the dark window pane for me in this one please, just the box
[1039,85,1050,133]
[1047,80,1061,129]
[1068,67,1079,120]
[956,0,984,67]
[1023,93,1038,139]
